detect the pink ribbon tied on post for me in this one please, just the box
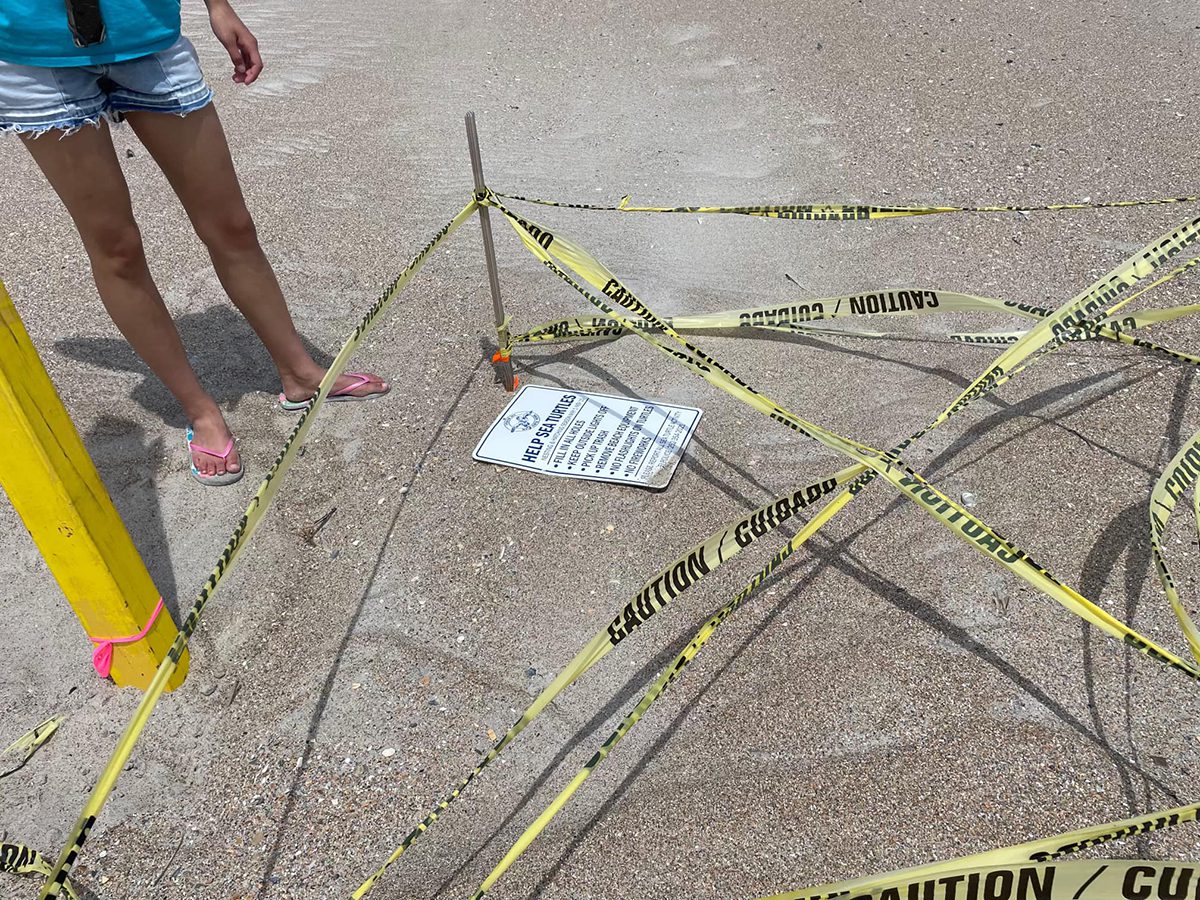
[88,597,165,678]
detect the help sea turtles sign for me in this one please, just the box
[473,385,701,490]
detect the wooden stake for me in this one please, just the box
[466,112,516,391]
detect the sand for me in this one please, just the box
[2,0,1200,898]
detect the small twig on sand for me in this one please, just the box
[152,828,187,887]
[300,507,337,545]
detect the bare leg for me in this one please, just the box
[19,122,240,477]
[125,104,387,403]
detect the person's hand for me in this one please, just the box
[207,0,263,85]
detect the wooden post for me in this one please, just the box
[466,112,517,391]
[0,278,186,691]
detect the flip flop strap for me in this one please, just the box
[189,436,234,460]
[330,372,373,398]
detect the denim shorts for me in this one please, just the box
[0,36,212,136]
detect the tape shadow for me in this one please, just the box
[54,305,333,427]
[253,356,486,899]
[1076,366,1197,849]
[519,362,1183,893]
[523,555,822,898]
[429,616,710,898]
[526,499,1181,898]
[934,367,1154,482]
[921,362,1179,828]
[686,325,979,394]
[519,341,1148,516]
[520,325,977,397]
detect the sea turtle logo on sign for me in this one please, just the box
[503,411,540,433]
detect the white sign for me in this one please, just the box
[473,384,702,490]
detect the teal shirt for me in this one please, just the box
[0,0,181,67]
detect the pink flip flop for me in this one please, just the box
[278,372,390,412]
[186,426,244,486]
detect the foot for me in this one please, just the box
[280,370,389,405]
[189,410,241,478]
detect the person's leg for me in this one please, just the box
[124,104,387,403]
[19,122,240,477]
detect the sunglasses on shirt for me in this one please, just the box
[65,0,106,47]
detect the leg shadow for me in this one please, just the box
[81,415,178,621]
[55,305,333,427]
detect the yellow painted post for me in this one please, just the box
[0,278,187,690]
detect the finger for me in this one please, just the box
[221,38,245,80]
[239,34,263,83]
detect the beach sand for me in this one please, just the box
[2,0,1200,897]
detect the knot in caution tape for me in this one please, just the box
[87,597,163,679]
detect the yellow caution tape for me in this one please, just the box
[2,714,63,778]
[352,464,863,896]
[512,291,1046,342]
[1,845,78,900]
[772,859,1199,900]
[33,202,478,900]
[495,190,1200,218]
[468,496,1200,899]
[465,491,851,899]
[491,190,1200,676]
[512,286,1200,365]
[1149,426,1200,662]
[766,802,1200,899]
[22,186,1200,900]
[1,718,76,897]
[441,192,1200,897]
[356,193,1200,899]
